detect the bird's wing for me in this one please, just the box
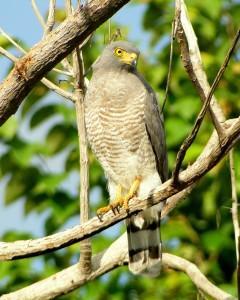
[143,84,168,183]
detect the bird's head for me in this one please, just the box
[93,41,140,71]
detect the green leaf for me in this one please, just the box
[0,117,18,139]
[46,123,77,154]
[0,35,11,48]
[170,97,200,121]
[65,147,79,171]
[201,230,232,253]
[5,167,40,204]
[165,118,191,147]
[21,84,49,117]
[30,105,57,128]
[33,173,67,194]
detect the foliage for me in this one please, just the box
[0,0,239,298]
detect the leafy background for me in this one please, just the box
[0,0,240,299]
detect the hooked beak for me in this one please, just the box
[121,52,138,66]
[129,53,138,66]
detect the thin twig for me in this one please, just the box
[229,149,240,298]
[44,0,56,37]
[172,4,240,184]
[31,0,73,75]
[0,46,17,62]
[0,27,26,54]
[0,26,72,77]
[161,19,175,113]
[31,0,46,30]
[65,0,73,14]
[68,0,92,274]
[0,47,75,102]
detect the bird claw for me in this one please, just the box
[96,198,123,221]
[96,177,141,221]
[96,205,111,222]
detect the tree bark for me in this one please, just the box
[0,0,130,125]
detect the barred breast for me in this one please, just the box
[85,69,157,191]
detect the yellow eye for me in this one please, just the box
[114,48,123,56]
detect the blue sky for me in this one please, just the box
[0,1,150,81]
[0,1,149,236]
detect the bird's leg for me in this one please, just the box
[96,184,123,220]
[123,176,142,212]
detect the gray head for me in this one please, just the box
[93,41,140,72]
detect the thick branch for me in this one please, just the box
[1,234,235,300]
[0,118,239,261]
[0,0,130,125]
[0,49,75,102]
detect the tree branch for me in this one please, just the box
[1,234,235,300]
[163,253,236,300]
[174,0,226,125]
[31,0,46,30]
[0,117,239,261]
[44,0,56,37]
[172,25,240,184]
[69,0,92,275]
[229,149,240,297]
[0,0,130,125]
[0,49,75,102]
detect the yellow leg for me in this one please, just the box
[96,184,123,220]
[123,176,142,211]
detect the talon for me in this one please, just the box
[96,205,111,221]
[96,177,142,219]
[110,201,121,214]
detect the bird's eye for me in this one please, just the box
[114,48,123,56]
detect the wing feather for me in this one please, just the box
[142,79,168,182]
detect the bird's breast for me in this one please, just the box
[85,71,156,186]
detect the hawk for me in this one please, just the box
[85,41,168,276]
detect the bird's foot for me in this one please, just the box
[96,177,142,220]
[96,184,123,221]
[123,176,142,212]
[96,205,112,221]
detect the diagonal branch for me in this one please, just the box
[1,234,235,300]
[161,19,175,113]
[174,0,226,124]
[0,117,239,261]
[0,48,75,102]
[0,26,72,77]
[172,27,240,184]
[0,0,130,126]
[31,0,46,29]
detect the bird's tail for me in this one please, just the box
[126,206,162,277]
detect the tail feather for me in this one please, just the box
[126,207,162,277]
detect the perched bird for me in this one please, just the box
[85,41,168,276]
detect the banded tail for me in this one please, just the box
[126,206,162,277]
